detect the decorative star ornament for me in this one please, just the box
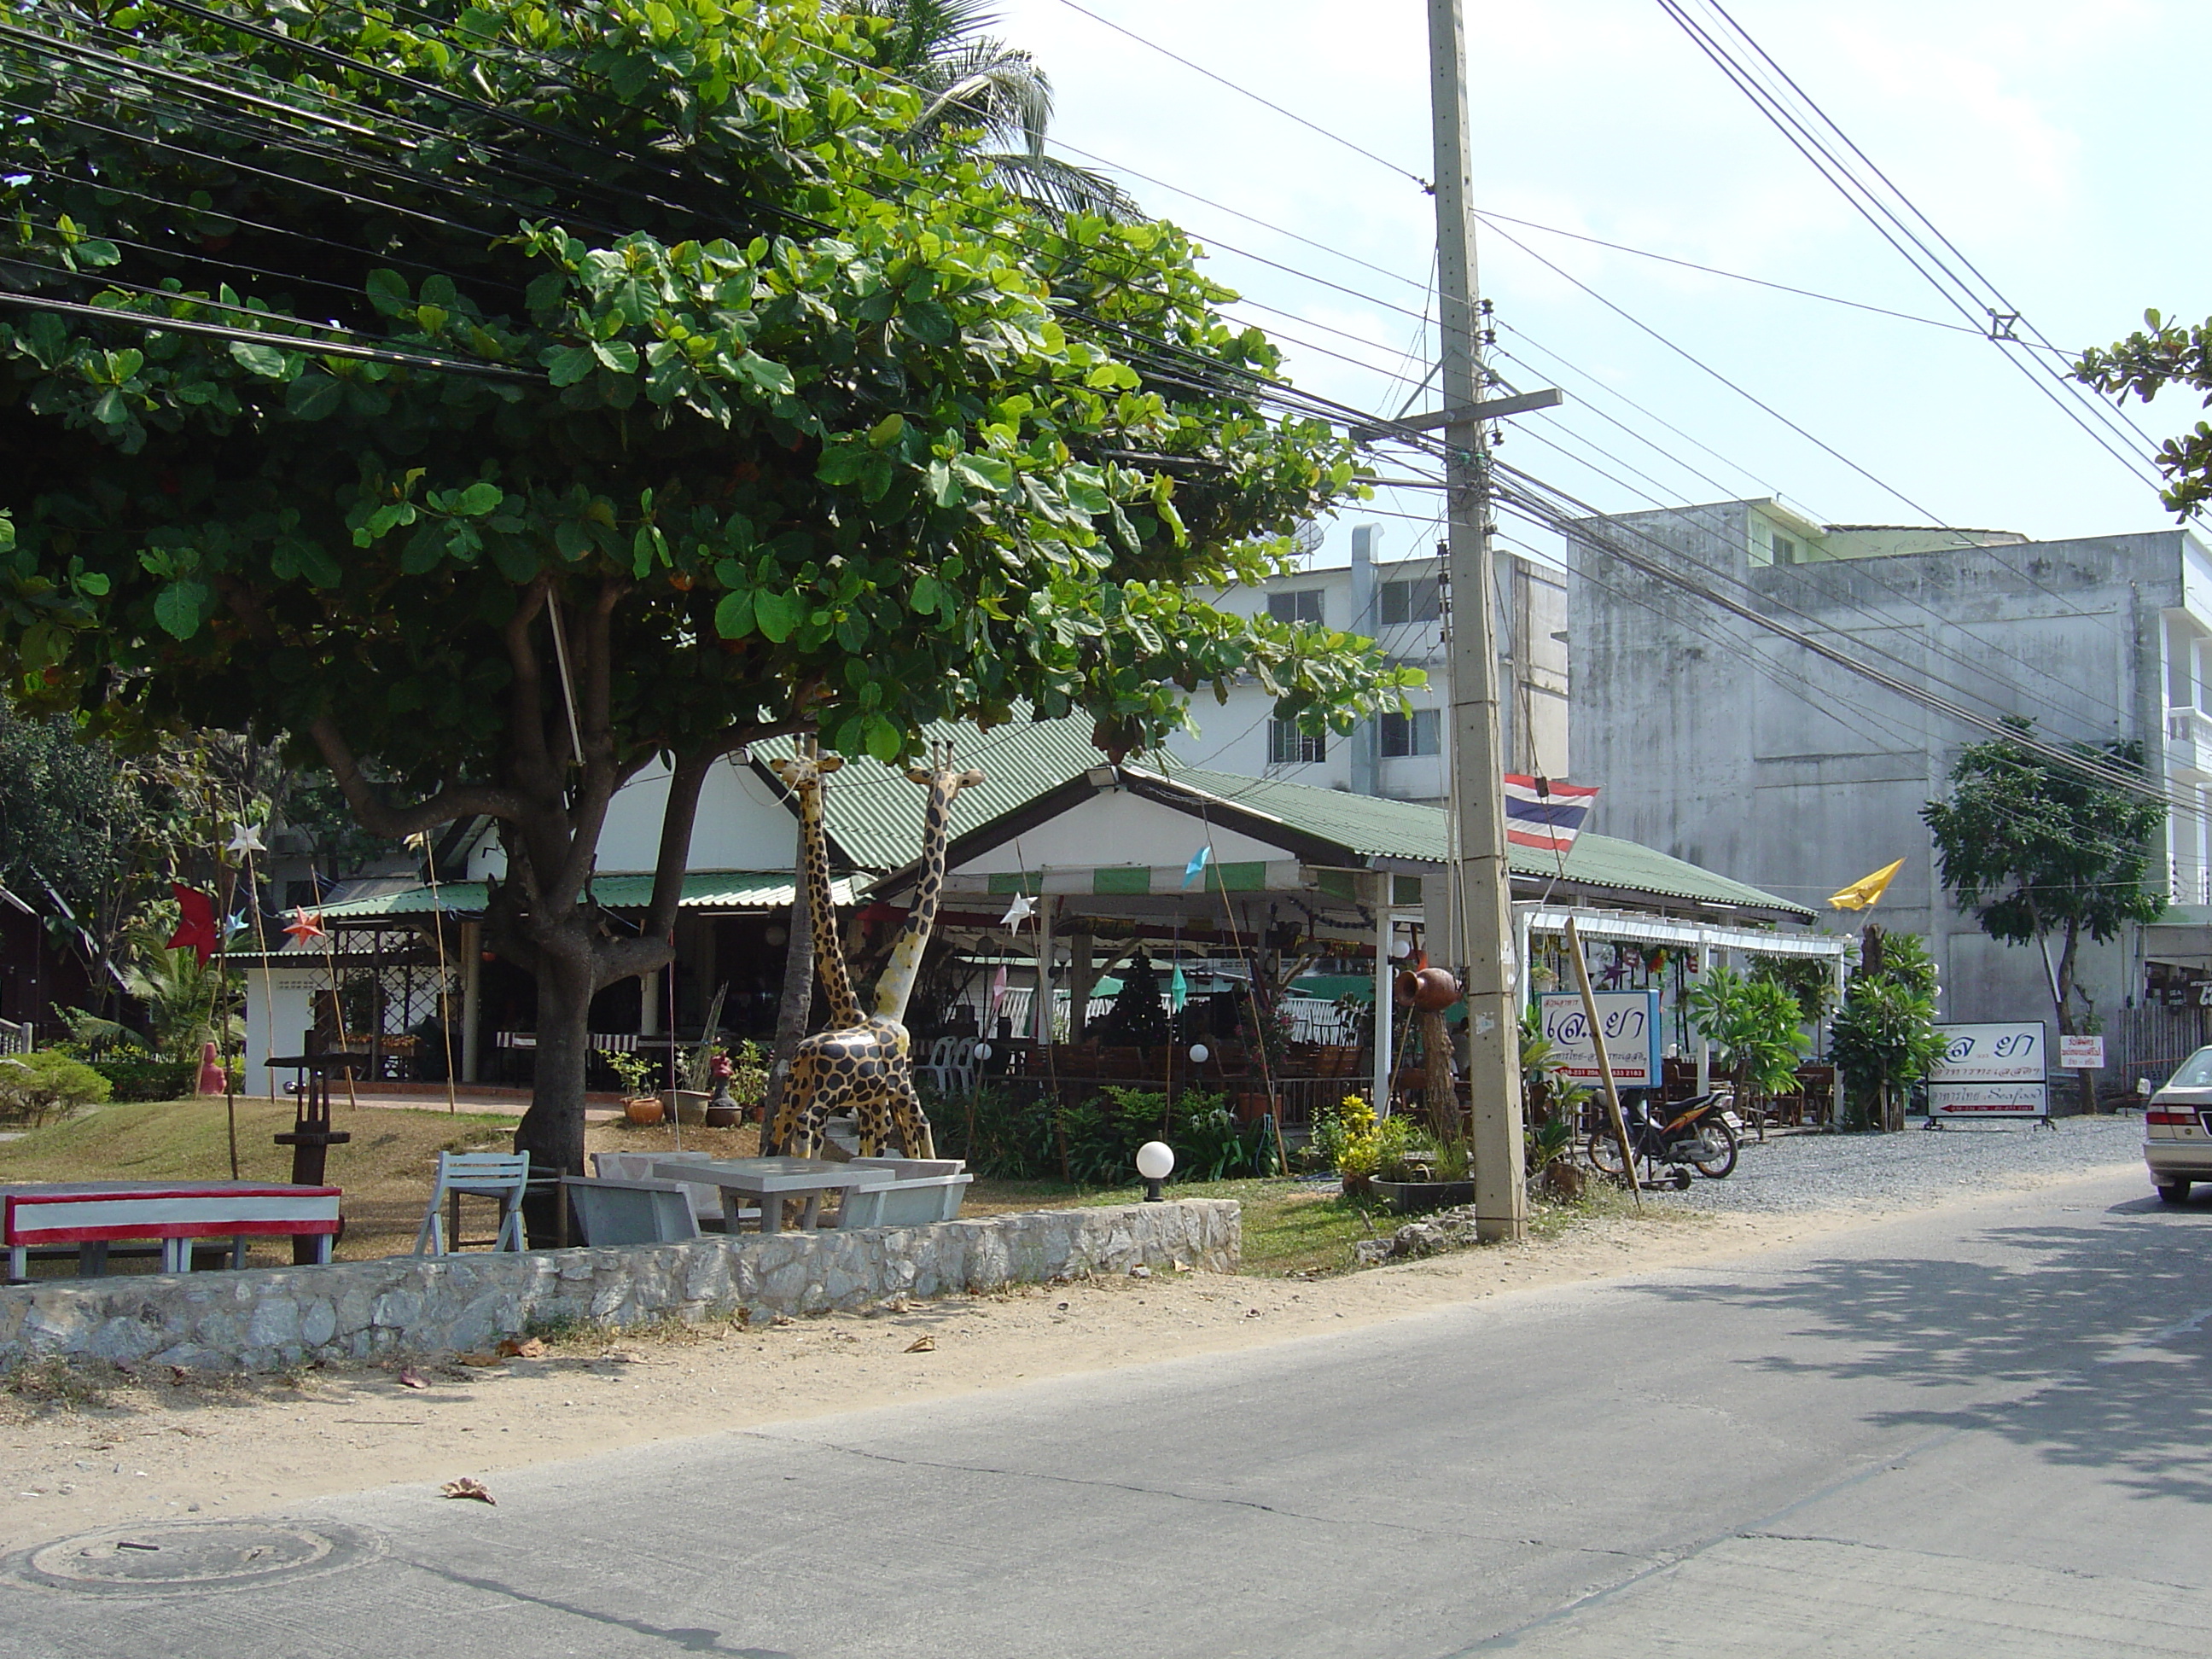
[226,821,266,857]
[284,907,326,946]
[999,893,1037,928]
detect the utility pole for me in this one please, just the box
[1428,0,1526,1242]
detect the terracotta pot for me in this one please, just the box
[624,1096,666,1126]
[1340,1172,1373,1197]
[664,1089,708,1126]
[703,1101,742,1128]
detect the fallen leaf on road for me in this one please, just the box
[396,1369,429,1390]
[457,1352,504,1368]
[441,1478,496,1505]
[496,1336,547,1359]
[602,1347,644,1364]
[904,1336,935,1353]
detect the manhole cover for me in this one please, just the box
[9,1520,380,1597]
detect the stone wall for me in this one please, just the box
[0,1201,1239,1374]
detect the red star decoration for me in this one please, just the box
[284,908,326,946]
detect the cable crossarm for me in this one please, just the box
[1494,462,2189,813]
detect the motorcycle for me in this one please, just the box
[1584,1090,1742,1186]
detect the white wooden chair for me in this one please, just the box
[412,1152,531,1255]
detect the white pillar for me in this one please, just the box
[1374,876,1395,1115]
[1695,940,1713,1095]
[1032,895,1055,1045]
[459,921,483,1084]
[638,968,661,1038]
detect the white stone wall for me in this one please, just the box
[0,1202,1241,1374]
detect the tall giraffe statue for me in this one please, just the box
[766,740,981,1160]
[872,739,985,1025]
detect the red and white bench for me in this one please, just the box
[3,1182,342,1281]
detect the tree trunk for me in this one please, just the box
[759,878,815,1156]
[2054,917,2097,1116]
[512,934,602,1243]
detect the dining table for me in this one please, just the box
[646,1157,893,1235]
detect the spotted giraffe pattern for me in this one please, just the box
[766,742,980,1160]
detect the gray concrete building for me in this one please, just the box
[1171,525,1569,802]
[1567,496,2212,1063]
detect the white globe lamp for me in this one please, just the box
[1135,1139,1175,1202]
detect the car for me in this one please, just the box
[2144,1047,2212,1202]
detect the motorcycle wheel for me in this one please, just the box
[1689,1118,1738,1179]
[1586,1128,1631,1184]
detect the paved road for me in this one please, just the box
[6,1166,2207,1656]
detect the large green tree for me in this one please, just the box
[2077,310,2212,517]
[1921,718,2165,1115]
[0,0,1412,1193]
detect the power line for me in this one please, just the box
[1047,0,1430,191]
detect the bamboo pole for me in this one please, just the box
[1564,914,1640,1210]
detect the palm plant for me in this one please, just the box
[854,0,1142,220]
[1684,966,1807,1116]
[118,918,241,1062]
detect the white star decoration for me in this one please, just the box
[999,893,1037,928]
[226,821,266,857]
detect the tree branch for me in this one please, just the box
[306,715,525,839]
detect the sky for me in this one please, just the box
[991,0,2212,569]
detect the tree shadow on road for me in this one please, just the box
[1626,1195,2212,1505]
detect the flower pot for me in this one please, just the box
[624,1096,666,1126]
[1372,1177,1475,1215]
[664,1089,708,1126]
[1340,1172,1373,1197]
[703,1098,742,1128]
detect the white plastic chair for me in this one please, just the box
[917,1035,981,1095]
[412,1152,531,1255]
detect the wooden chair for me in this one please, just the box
[412,1152,531,1255]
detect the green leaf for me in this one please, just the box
[284,373,345,421]
[866,412,905,449]
[900,300,957,346]
[753,589,800,643]
[591,341,640,373]
[713,589,754,638]
[451,481,504,517]
[910,571,941,615]
[92,389,128,427]
[364,270,410,316]
[228,341,289,379]
[863,713,902,764]
[546,346,598,387]
[952,454,1015,493]
[153,580,209,641]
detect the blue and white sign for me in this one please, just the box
[1539,990,1662,1090]
[1929,1022,2048,1121]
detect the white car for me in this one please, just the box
[2145,1047,2212,1203]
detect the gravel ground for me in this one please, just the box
[1642,1111,2147,1214]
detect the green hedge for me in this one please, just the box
[85,1055,201,1103]
[928,1085,1273,1184]
[0,1049,114,1125]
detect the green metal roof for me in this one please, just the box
[1137,769,1813,919]
[313,870,854,920]
[753,715,1112,871]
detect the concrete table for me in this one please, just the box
[649,1157,893,1235]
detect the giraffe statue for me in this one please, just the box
[765,739,981,1161]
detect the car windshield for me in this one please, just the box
[2168,1049,2212,1089]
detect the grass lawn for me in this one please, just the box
[0,1102,1642,1280]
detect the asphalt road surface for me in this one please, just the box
[6,1166,2207,1656]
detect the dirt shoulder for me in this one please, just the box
[0,1157,2139,1551]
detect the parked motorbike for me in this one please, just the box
[1584,1091,1742,1186]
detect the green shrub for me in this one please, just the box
[926,1082,1268,1183]
[0,1049,114,1125]
[85,1055,200,1103]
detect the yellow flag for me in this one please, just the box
[1829,858,1905,911]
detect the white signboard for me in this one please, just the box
[1539,990,1661,1090]
[2058,1035,2105,1070]
[1930,1022,2047,1121]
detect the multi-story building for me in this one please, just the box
[1568,496,2212,1063]
[1167,525,1569,803]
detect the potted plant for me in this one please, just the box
[706,1039,767,1128]
[1373,1123,1476,1214]
[602,1048,664,1124]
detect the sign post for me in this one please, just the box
[1927,1022,2052,1128]
[1539,987,1662,1091]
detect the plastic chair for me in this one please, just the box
[412,1152,531,1255]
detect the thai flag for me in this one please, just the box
[1503,775,1599,854]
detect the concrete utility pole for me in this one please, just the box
[1428,0,1527,1241]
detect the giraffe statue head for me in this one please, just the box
[905,738,985,800]
[769,736,843,799]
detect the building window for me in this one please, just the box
[1268,719,1326,765]
[1771,533,1798,565]
[1380,708,1441,758]
[1380,576,1441,625]
[1268,589,1324,626]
